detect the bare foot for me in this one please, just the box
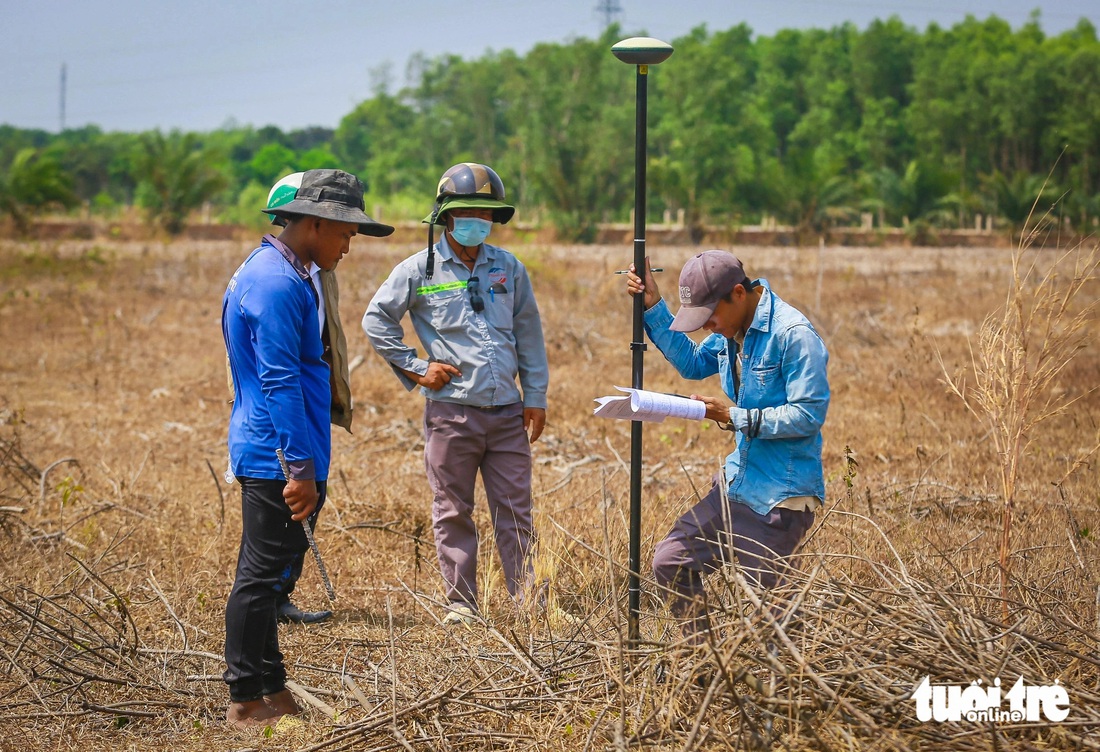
[226,698,280,729]
[263,688,301,717]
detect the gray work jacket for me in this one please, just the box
[362,237,549,409]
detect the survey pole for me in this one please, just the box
[611,36,673,647]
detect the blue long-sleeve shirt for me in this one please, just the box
[643,279,829,514]
[222,240,330,482]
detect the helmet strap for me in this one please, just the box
[425,206,440,279]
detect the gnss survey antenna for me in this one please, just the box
[611,36,673,647]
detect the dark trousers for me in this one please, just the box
[223,477,326,702]
[274,552,308,609]
[652,480,814,641]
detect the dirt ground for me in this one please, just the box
[0,236,1097,751]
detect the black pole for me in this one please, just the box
[627,63,648,647]
[611,36,672,651]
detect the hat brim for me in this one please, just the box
[669,303,716,333]
[265,202,395,237]
[421,196,515,226]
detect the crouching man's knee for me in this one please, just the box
[651,538,681,592]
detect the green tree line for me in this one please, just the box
[2,14,1098,240]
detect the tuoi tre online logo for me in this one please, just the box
[913,676,1070,723]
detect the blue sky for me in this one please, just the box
[3,0,1096,134]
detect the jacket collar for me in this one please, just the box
[747,279,773,335]
[438,235,497,269]
[263,234,310,283]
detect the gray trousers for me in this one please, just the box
[423,400,535,610]
[652,480,814,641]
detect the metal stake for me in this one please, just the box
[276,448,336,603]
[611,36,673,647]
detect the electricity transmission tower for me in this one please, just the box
[596,0,623,30]
[59,63,66,132]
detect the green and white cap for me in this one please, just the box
[265,172,304,226]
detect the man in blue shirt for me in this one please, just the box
[222,169,392,728]
[625,250,829,643]
[259,172,355,626]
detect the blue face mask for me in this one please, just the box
[450,217,492,247]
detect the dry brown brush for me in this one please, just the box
[939,201,1100,623]
[0,239,1097,751]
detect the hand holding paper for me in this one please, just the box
[593,386,707,423]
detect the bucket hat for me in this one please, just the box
[263,169,394,237]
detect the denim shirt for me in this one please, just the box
[643,280,829,514]
[363,236,549,409]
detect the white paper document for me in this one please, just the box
[593,386,707,423]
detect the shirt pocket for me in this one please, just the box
[424,290,467,334]
[484,285,514,333]
[746,362,785,406]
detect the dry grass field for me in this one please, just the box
[0,233,1097,751]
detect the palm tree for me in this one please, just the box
[980,170,1063,230]
[133,131,228,235]
[866,161,957,228]
[786,172,858,243]
[0,148,77,234]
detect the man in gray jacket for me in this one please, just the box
[363,162,549,626]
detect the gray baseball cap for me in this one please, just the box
[669,250,752,332]
[262,169,395,237]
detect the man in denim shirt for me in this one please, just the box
[626,250,829,642]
